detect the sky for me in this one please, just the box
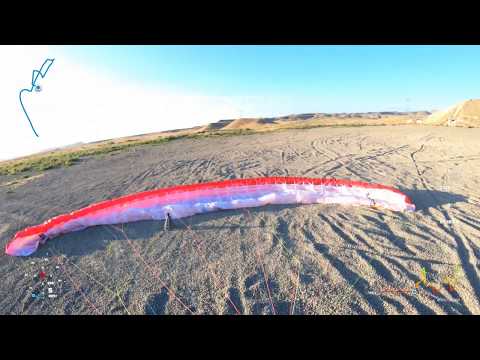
[1,45,480,160]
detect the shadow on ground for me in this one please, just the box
[25,205,296,258]
[145,288,169,315]
[19,190,466,258]
[401,189,467,211]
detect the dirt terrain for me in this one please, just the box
[1,125,479,314]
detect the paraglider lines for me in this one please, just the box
[289,267,300,315]
[243,208,277,315]
[52,253,101,314]
[50,247,131,314]
[110,224,195,315]
[174,216,242,315]
[260,259,276,315]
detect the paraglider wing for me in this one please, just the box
[5,177,415,256]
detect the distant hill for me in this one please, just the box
[423,99,480,127]
[0,109,439,166]
[203,111,432,131]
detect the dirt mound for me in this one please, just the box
[424,99,480,127]
[222,118,277,130]
[203,120,235,131]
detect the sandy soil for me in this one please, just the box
[1,125,480,315]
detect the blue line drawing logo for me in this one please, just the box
[19,58,55,137]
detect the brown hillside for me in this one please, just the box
[424,99,480,127]
[222,118,277,130]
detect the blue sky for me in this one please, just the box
[56,45,480,112]
[1,45,480,160]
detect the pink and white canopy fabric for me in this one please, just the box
[5,177,415,256]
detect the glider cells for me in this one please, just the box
[5,177,415,256]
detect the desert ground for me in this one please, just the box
[1,124,480,314]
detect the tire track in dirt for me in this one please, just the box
[3,126,480,314]
[409,138,480,312]
[300,213,393,313]
[298,204,460,314]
